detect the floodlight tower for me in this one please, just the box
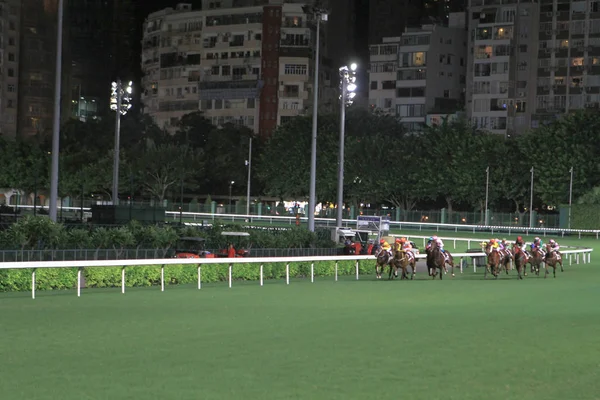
[110,80,133,205]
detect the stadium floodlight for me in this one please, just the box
[110,80,133,205]
[336,63,358,229]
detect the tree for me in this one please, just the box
[134,143,204,201]
[419,119,484,215]
[257,114,339,203]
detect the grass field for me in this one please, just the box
[2,250,600,399]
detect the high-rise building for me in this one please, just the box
[0,0,21,138]
[368,13,467,132]
[466,0,540,136]
[533,0,600,127]
[141,2,333,137]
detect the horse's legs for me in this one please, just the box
[559,260,564,272]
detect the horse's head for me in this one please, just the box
[545,243,552,251]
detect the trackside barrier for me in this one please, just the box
[9,206,600,238]
[0,247,592,300]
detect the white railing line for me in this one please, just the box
[3,248,591,300]
[1,248,592,271]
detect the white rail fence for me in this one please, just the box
[0,247,592,300]
[9,205,600,238]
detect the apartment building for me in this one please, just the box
[368,13,467,132]
[533,0,600,127]
[467,0,539,136]
[0,0,20,138]
[141,1,329,136]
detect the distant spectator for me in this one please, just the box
[227,243,236,258]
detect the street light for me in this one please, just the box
[485,166,490,225]
[336,63,358,228]
[110,79,133,206]
[245,137,253,216]
[303,2,328,232]
[529,166,534,227]
[568,166,574,229]
[229,181,235,209]
[48,0,65,222]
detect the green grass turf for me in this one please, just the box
[1,259,600,400]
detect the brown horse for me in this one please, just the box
[544,244,564,278]
[512,243,528,280]
[528,247,545,276]
[426,241,445,280]
[484,243,501,279]
[499,246,513,275]
[375,248,393,279]
[443,250,456,277]
[391,249,416,280]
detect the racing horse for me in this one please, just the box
[499,246,513,275]
[375,248,393,279]
[391,249,417,280]
[544,243,564,278]
[528,247,545,276]
[512,243,529,280]
[484,242,501,279]
[426,240,446,280]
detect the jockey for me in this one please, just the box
[530,237,545,257]
[515,236,530,257]
[489,238,500,251]
[548,239,561,258]
[433,235,445,252]
[393,238,403,254]
[379,239,392,257]
[401,238,414,257]
[426,236,434,250]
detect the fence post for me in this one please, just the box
[77,267,82,297]
[197,265,201,289]
[228,264,232,288]
[121,267,125,294]
[260,264,263,286]
[286,264,290,285]
[335,262,338,281]
[311,263,314,282]
[31,269,36,299]
[355,260,359,280]
[161,265,165,291]
[473,258,477,273]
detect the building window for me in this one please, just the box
[370,81,377,90]
[284,64,307,75]
[8,68,14,77]
[214,99,223,109]
[222,65,231,76]
[211,66,220,75]
[9,37,15,46]
[383,98,393,108]
[444,90,450,98]
[247,98,255,108]
[7,84,15,92]
[381,81,395,90]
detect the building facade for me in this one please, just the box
[368,13,467,132]
[466,0,539,136]
[533,0,600,127]
[141,1,331,136]
[0,0,21,138]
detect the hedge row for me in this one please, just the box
[0,260,375,292]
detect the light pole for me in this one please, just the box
[568,166,574,229]
[229,181,235,210]
[110,80,133,206]
[48,0,64,222]
[303,2,328,232]
[485,166,490,225]
[245,137,252,216]
[336,63,358,229]
[529,166,534,227]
